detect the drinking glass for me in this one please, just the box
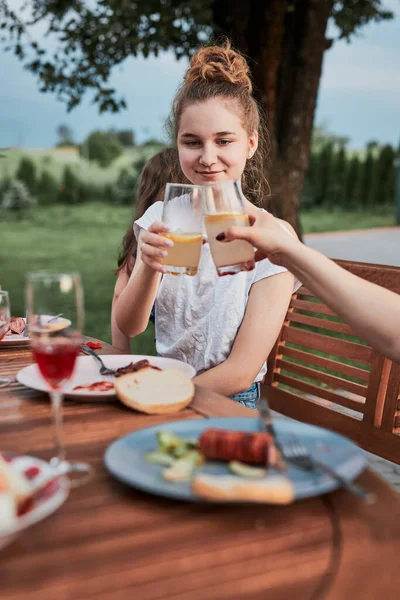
[26,271,92,486]
[160,183,204,276]
[203,180,255,276]
[0,291,11,387]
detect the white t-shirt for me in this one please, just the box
[134,201,300,382]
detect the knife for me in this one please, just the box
[256,396,287,471]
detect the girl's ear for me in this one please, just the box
[247,131,259,158]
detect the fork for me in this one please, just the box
[80,344,116,376]
[283,438,376,504]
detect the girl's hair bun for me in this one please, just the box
[185,41,252,93]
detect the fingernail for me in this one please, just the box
[216,232,226,241]
[160,250,168,257]
[164,239,174,247]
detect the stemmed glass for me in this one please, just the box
[203,180,255,276]
[25,271,92,486]
[160,183,204,276]
[0,291,12,387]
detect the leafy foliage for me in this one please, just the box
[58,165,81,204]
[0,1,393,113]
[56,124,75,147]
[79,131,123,167]
[15,156,37,191]
[37,169,59,205]
[1,179,36,216]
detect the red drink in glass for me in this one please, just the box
[33,343,79,389]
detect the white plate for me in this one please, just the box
[16,354,196,400]
[1,316,71,346]
[0,453,69,550]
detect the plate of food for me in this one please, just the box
[1,315,71,346]
[16,354,196,402]
[0,452,69,550]
[104,417,366,504]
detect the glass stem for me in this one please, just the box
[50,391,65,465]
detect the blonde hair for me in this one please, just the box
[169,40,270,205]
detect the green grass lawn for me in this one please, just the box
[0,203,155,353]
[0,202,396,351]
[300,206,395,233]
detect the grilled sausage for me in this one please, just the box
[198,429,276,466]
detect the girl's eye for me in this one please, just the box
[217,139,232,146]
[184,140,201,147]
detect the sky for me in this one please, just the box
[0,0,399,150]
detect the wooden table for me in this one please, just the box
[1,338,400,600]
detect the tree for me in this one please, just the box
[58,166,81,204]
[56,124,75,147]
[1,179,36,218]
[344,155,361,208]
[37,170,59,205]
[0,1,394,233]
[15,157,37,192]
[79,131,123,167]
[358,148,375,208]
[108,128,135,147]
[331,146,347,208]
[374,145,395,205]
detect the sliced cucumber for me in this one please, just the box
[143,451,175,467]
[228,461,266,478]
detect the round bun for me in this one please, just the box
[114,368,194,415]
[185,41,252,92]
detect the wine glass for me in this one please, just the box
[203,180,255,276]
[0,291,12,387]
[25,271,92,486]
[160,183,204,276]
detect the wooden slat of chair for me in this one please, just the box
[263,258,400,465]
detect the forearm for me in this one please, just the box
[193,358,255,397]
[111,308,132,352]
[115,263,161,337]
[282,244,400,361]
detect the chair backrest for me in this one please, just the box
[262,259,400,464]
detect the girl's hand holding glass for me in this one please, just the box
[140,222,175,274]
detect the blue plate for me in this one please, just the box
[104,417,366,502]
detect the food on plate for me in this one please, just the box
[0,455,32,533]
[143,431,204,482]
[198,429,278,467]
[85,341,102,350]
[5,317,26,336]
[73,381,115,392]
[142,427,293,503]
[228,461,266,478]
[191,473,294,504]
[163,451,204,482]
[115,368,194,414]
[114,359,161,378]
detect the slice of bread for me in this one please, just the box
[114,367,194,414]
[191,473,295,504]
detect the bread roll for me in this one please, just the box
[192,473,294,504]
[114,367,194,414]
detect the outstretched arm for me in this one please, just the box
[219,212,400,362]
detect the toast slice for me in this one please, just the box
[114,367,194,414]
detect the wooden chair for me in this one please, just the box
[262,259,400,465]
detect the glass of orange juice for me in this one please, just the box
[204,180,255,276]
[160,184,204,276]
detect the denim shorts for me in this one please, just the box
[231,382,260,410]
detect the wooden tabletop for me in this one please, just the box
[1,337,400,599]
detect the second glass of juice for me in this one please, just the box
[204,180,255,276]
[160,183,204,276]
